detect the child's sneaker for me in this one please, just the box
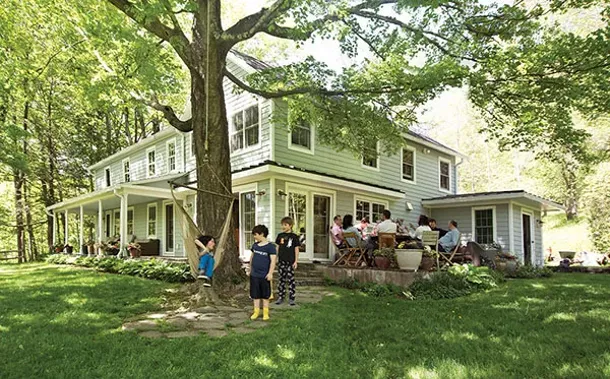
[275,298,284,305]
[203,281,211,287]
[197,270,209,280]
[289,299,296,306]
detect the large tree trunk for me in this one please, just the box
[191,38,245,289]
[24,181,38,261]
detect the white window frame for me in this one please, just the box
[521,209,536,265]
[166,138,177,173]
[162,200,175,255]
[147,203,157,239]
[438,157,452,193]
[234,183,258,260]
[361,141,380,171]
[288,121,315,155]
[230,103,261,154]
[104,166,111,188]
[401,146,416,184]
[471,206,497,245]
[122,158,131,183]
[113,209,120,237]
[146,147,156,178]
[189,132,195,158]
[353,196,390,224]
[127,206,135,236]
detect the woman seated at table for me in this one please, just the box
[357,217,372,238]
[342,214,363,247]
[408,215,431,241]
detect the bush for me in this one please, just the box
[46,254,192,283]
[507,265,553,279]
[328,278,406,297]
[584,162,610,253]
[409,264,504,300]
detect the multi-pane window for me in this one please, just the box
[402,148,415,182]
[167,140,176,172]
[165,203,174,252]
[147,204,157,238]
[241,191,256,251]
[362,141,378,168]
[190,133,196,158]
[474,208,494,244]
[356,199,386,223]
[147,149,156,177]
[291,122,312,150]
[113,210,120,237]
[439,160,450,191]
[231,105,259,152]
[123,159,131,182]
[127,209,134,236]
[105,168,111,187]
[288,193,307,252]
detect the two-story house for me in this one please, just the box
[47,51,561,266]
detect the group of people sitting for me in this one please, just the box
[330,210,461,256]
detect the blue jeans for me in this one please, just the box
[198,254,214,278]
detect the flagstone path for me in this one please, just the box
[122,286,336,339]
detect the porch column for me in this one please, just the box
[119,193,128,256]
[79,205,84,255]
[52,211,57,246]
[64,209,69,247]
[97,200,103,255]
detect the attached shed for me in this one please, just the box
[422,190,563,266]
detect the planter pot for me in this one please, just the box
[54,247,63,253]
[396,249,423,272]
[65,245,73,254]
[419,256,436,271]
[496,260,518,274]
[374,256,391,270]
[87,245,95,256]
[129,248,141,258]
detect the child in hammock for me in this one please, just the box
[195,235,216,287]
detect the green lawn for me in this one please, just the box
[1,264,610,378]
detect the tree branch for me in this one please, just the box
[132,92,192,132]
[106,0,193,68]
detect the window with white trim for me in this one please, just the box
[362,140,378,169]
[147,204,157,238]
[127,208,134,236]
[123,159,131,182]
[231,104,259,152]
[402,147,415,182]
[291,121,312,150]
[113,210,120,237]
[439,159,451,191]
[167,140,176,172]
[147,148,156,177]
[474,208,494,244]
[356,199,386,223]
[105,167,111,187]
[241,191,256,251]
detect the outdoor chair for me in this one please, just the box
[421,231,439,252]
[333,232,369,267]
[437,233,462,268]
[378,232,396,249]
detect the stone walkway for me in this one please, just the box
[122,286,336,339]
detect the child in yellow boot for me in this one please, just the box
[248,225,276,321]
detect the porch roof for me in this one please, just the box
[421,190,564,212]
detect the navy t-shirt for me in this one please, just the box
[250,242,276,279]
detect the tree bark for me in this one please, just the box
[24,180,38,261]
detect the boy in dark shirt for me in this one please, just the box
[275,217,300,306]
[249,225,277,321]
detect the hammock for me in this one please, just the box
[171,183,234,279]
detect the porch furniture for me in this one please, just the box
[467,241,496,268]
[422,231,439,252]
[438,233,462,268]
[138,239,160,256]
[334,232,369,267]
[378,232,396,249]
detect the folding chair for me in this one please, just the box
[333,232,368,267]
[422,231,439,252]
[438,233,461,268]
[378,232,396,249]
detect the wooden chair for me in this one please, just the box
[334,232,368,267]
[438,233,462,268]
[422,231,439,252]
[378,232,396,249]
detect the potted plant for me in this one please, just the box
[395,241,423,271]
[495,252,518,274]
[420,246,438,271]
[373,248,395,270]
[53,243,64,254]
[85,240,96,256]
[127,242,141,258]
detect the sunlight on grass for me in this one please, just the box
[441,331,479,342]
[544,312,577,323]
[521,297,546,304]
[11,314,37,323]
[406,366,438,379]
[254,353,277,369]
[63,292,88,306]
[531,283,547,289]
[603,353,610,376]
[0,325,9,332]
[585,309,610,322]
[276,344,295,360]
[492,301,521,310]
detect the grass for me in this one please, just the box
[543,214,593,253]
[2,264,610,378]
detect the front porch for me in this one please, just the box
[47,183,190,257]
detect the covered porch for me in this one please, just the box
[47,184,188,256]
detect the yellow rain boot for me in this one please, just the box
[250,307,260,320]
[263,307,270,321]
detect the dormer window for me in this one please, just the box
[123,159,131,182]
[147,148,156,177]
[231,104,259,152]
[167,139,176,172]
[105,167,111,187]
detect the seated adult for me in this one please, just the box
[429,218,448,238]
[375,210,397,234]
[409,215,432,241]
[438,220,460,253]
[342,214,363,247]
[330,215,344,248]
[357,217,371,238]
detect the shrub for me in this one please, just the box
[328,278,406,297]
[45,254,192,283]
[409,272,476,300]
[584,162,610,253]
[448,264,498,289]
[506,265,553,279]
